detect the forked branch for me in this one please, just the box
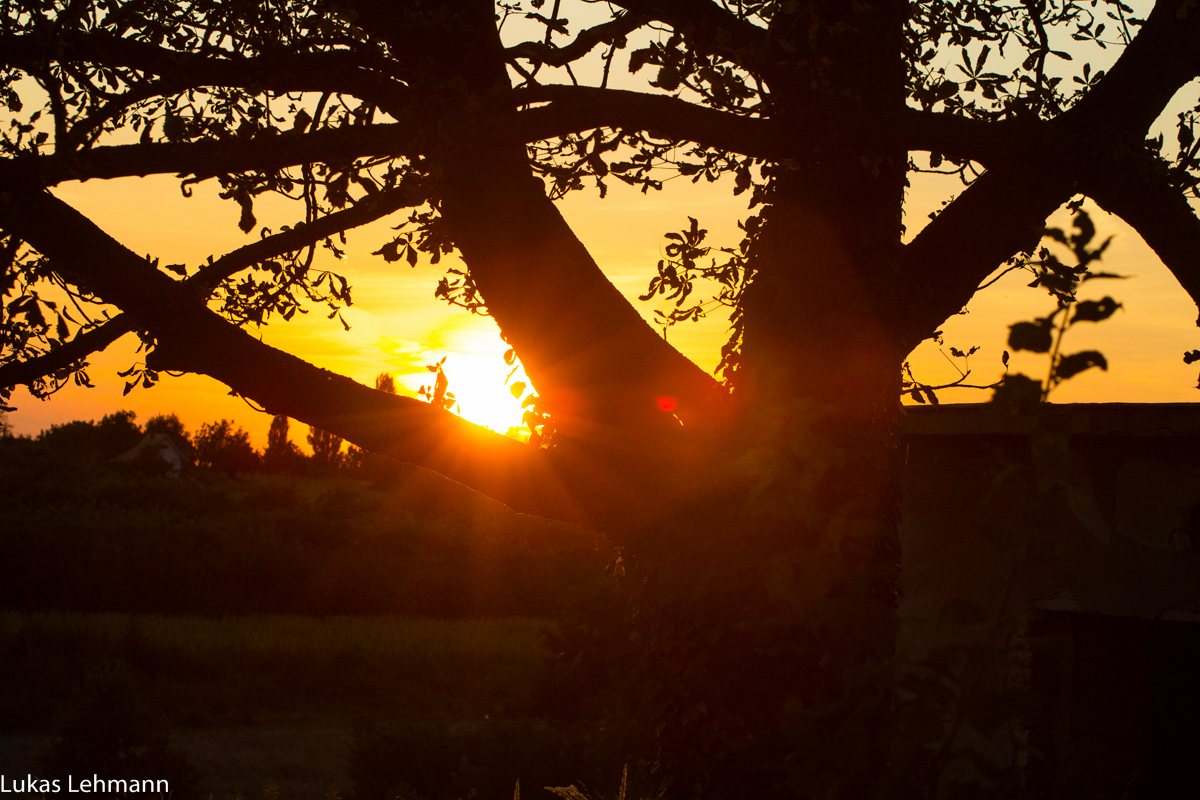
[0,182,422,393]
[0,184,661,526]
[1079,151,1200,323]
[506,12,646,69]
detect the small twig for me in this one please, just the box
[1042,305,1070,400]
[1022,0,1051,113]
[976,261,1031,292]
[939,348,967,379]
[600,41,617,90]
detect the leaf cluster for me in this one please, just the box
[0,0,438,384]
[998,208,1122,404]
[637,214,761,386]
[0,234,112,407]
[627,30,760,113]
[901,343,1008,406]
[417,356,458,414]
[0,0,1164,408]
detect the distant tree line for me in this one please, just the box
[4,372,403,478]
[0,382,601,618]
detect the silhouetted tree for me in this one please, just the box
[374,372,397,395]
[262,413,306,473]
[3,1,1200,795]
[193,419,259,475]
[306,425,344,472]
[37,410,142,458]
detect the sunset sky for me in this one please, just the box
[5,6,1200,449]
[6,166,1200,448]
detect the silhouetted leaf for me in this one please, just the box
[1007,318,1053,352]
[627,48,652,73]
[1055,350,1107,380]
[1070,296,1120,323]
[162,113,186,142]
[235,193,256,233]
[991,373,1042,409]
[654,64,681,91]
[374,237,403,262]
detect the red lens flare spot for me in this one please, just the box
[656,395,678,412]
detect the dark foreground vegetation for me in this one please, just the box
[0,415,649,798]
[0,412,601,617]
[0,613,650,800]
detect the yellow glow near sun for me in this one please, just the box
[389,321,529,434]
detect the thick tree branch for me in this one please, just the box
[896,110,1042,166]
[1059,0,1200,136]
[2,80,1032,192]
[608,0,770,73]
[0,183,658,526]
[506,12,646,68]
[0,123,410,186]
[1079,151,1200,324]
[518,87,1039,164]
[896,163,1078,353]
[513,84,796,158]
[0,31,407,110]
[321,1,734,471]
[0,314,132,391]
[0,183,421,392]
[434,132,731,440]
[894,0,1200,352]
[8,91,792,186]
[187,183,423,293]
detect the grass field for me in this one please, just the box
[0,441,644,799]
[0,434,606,618]
[0,613,578,799]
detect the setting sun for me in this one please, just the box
[387,323,529,435]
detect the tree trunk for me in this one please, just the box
[602,4,911,796]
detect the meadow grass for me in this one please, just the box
[0,611,550,663]
[0,611,554,719]
[0,612,561,799]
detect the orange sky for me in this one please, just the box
[5,165,1200,449]
[6,10,1200,448]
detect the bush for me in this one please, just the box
[194,419,260,475]
[0,437,603,617]
[37,410,143,459]
[263,414,307,474]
